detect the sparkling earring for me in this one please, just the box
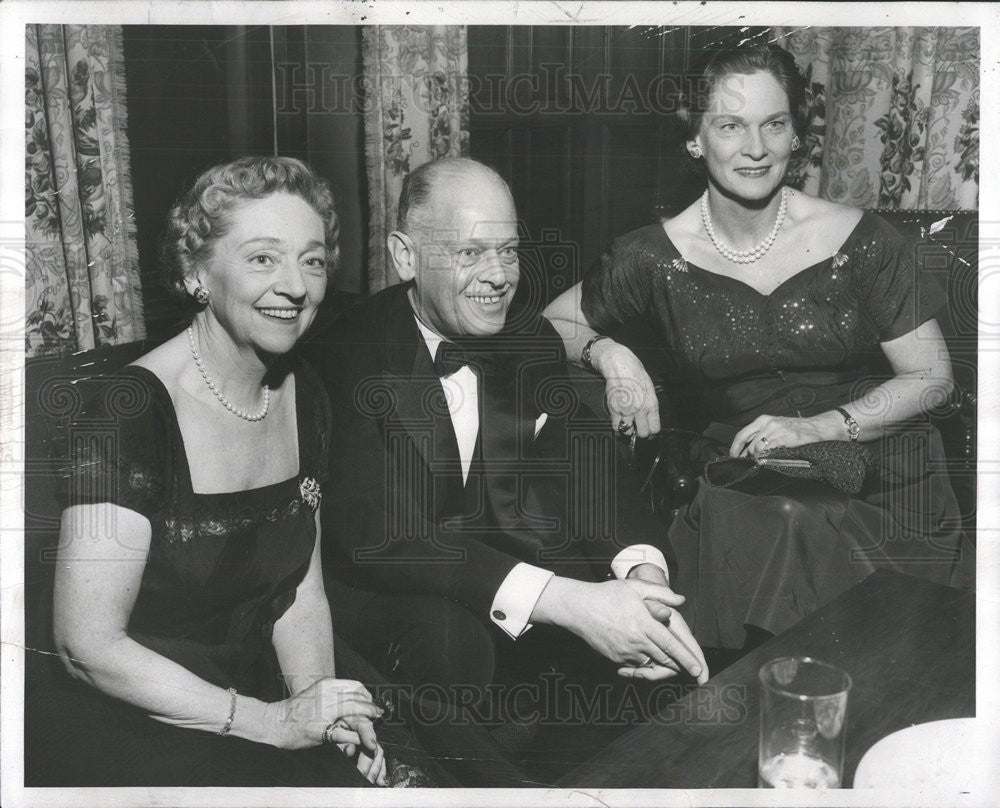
[791,136,801,151]
[193,286,211,305]
[688,145,703,159]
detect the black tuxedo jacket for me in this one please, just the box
[301,282,665,616]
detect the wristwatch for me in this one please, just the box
[835,407,861,442]
[581,334,610,372]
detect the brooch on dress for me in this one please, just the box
[299,477,321,511]
[832,253,849,269]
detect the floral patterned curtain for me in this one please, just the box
[362,26,470,292]
[25,24,143,357]
[775,27,979,210]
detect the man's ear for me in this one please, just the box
[387,231,416,281]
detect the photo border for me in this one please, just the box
[3,2,998,806]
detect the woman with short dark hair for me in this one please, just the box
[544,44,974,652]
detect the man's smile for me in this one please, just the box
[465,286,511,307]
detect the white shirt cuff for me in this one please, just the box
[490,563,554,639]
[610,544,669,584]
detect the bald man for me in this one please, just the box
[303,158,706,710]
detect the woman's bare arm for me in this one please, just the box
[848,318,954,438]
[543,283,597,364]
[271,511,336,695]
[271,512,388,783]
[53,504,381,750]
[732,319,954,454]
[544,282,662,436]
[54,504,272,741]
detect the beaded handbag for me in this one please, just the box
[704,441,880,495]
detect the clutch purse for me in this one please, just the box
[704,441,879,495]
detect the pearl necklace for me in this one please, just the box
[186,325,269,422]
[701,186,788,264]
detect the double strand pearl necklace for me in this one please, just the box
[187,325,269,422]
[701,186,788,264]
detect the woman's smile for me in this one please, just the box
[194,192,328,357]
[256,306,303,321]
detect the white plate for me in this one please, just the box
[853,718,999,793]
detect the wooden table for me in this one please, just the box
[558,570,975,789]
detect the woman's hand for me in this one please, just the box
[263,677,384,752]
[325,722,388,786]
[730,412,843,457]
[355,744,389,786]
[591,340,661,438]
[321,722,388,785]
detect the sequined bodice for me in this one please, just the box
[652,250,864,375]
[581,213,943,426]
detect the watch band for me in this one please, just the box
[581,334,610,372]
[835,407,861,442]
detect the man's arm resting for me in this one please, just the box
[527,574,708,683]
[490,562,554,639]
[490,543,669,640]
[610,544,669,584]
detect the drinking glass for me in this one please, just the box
[758,656,851,789]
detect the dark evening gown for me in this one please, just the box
[582,213,975,650]
[26,360,524,787]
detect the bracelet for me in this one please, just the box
[218,687,237,736]
[835,407,861,442]
[581,334,610,372]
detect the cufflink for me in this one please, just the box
[492,609,506,621]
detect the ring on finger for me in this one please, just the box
[322,722,340,744]
[617,419,635,435]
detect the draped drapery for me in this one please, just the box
[362,26,469,293]
[25,24,143,358]
[775,27,979,210]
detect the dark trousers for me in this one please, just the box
[326,577,690,730]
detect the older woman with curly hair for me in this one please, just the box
[26,156,522,788]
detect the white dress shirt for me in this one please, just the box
[415,316,670,640]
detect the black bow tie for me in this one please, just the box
[433,339,500,378]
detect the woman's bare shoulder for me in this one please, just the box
[786,191,864,252]
[661,199,702,242]
[788,191,863,229]
[129,334,188,392]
